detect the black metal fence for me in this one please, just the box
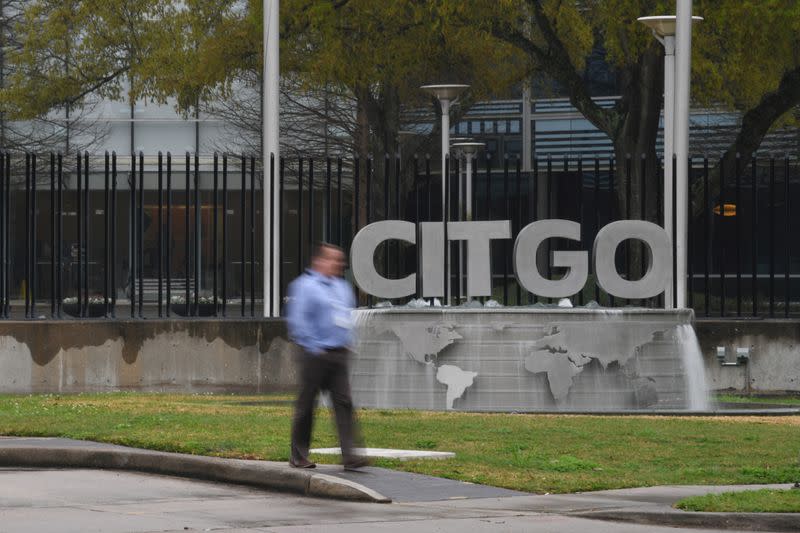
[0,151,798,319]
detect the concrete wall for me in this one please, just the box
[694,320,800,394]
[0,320,300,394]
[0,318,797,396]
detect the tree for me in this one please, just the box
[442,0,800,222]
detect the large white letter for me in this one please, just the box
[514,220,588,298]
[350,221,416,298]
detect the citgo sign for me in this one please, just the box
[350,219,671,300]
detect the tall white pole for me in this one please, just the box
[263,0,280,317]
[674,0,692,309]
[440,99,451,304]
[663,34,675,309]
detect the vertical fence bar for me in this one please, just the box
[608,158,615,307]
[719,154,726,317]
[240,154,246,317]
[639,155,646,306]
[785,156,790,318]
[0,154,3,318]
[546,156,553,303]
[0,154,4,318]
[625,155,631,303]
[308,159,314,258]
[194,153,200,316]
[104,152,110,317]
[111,153,117,317]
[76,152,81,317]
[503,155,509,305]
[222,154,228,317]
[751,155,758,317]
[212,153,217,316]
[532,156,539,304]
[414,155,420,296]
[688,157,694,311]
[593,157,600,303]
[576,157,583,306]
[51,154,56,317]
[454,158,460,303]
[185,152,191,317]
[366,157,372,307]
[25,154,30,317]
[516,155,522,304]
[157,152,163,317]
[769,157,775,317]
[3,154,8,318]
[137,152,143,318]
[326,158,332,242]
[297,158,303,280]
[166,153,172,317]
[735,153,741,316]
[84,153,90,317]
[4,154,8,318]
[129,153,135,318]
[250,155,256,317]
[337,158,343,247]
[383,155,390,287]
[354,157,360,233]
[672,156,678,309]
[395,155,401,283]
[31,154,37,318]
[704,157,710,316]
[443,156,449,306]
[278,157,284,311]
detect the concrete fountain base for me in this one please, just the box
[350,307,706,412]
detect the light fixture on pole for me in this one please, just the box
[420,84,469,305]
[451,141,484,302]
[638,13,701,309]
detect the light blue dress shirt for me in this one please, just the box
[286,269,356,355]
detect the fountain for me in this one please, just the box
[350,304,711,412]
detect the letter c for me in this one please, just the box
[350,221,416,299]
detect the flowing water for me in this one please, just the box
[350,307,711,412]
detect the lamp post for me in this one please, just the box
[263,0,280,317]
[420,84,469,304]
[638,13,701,309]
[451,141,484,301]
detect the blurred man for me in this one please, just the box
[286,242,367,470]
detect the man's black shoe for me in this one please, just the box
[289,459,316,469]
[343,457,370,471]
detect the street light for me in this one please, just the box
[451,141,484,302]
[420,84,469,304]
[638,13,701,309]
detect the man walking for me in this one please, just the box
[286,242,367,470]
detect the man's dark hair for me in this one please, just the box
[311,241,343,261]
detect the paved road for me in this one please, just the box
[0,468,788,533]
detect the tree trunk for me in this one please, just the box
[611,47,663,281]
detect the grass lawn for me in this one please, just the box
[1,393,799,494]
[716,394,800,406]
[676,489,800,512]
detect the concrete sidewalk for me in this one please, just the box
[1,436,798,531]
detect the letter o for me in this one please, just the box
[593,220,671,299]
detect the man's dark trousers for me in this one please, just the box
[291,348,359,464]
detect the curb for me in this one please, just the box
[575,509,800,532]
[0,445,390,504]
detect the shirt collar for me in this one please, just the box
[306,268,333,285]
